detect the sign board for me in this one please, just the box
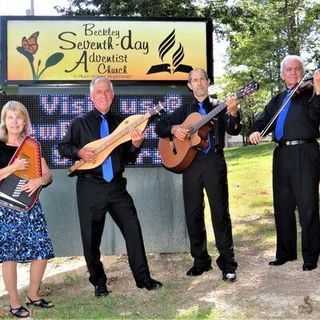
[2,17,212,83]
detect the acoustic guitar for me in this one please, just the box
[69,103,163,174]
[158,81,259,173]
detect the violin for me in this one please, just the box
[260,73,312,137]
[294,77,314,95]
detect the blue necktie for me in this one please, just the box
[275,90,292,141]
[198,102,211,153]
[100,115,114,182]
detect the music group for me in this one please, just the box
[1,54,320,318]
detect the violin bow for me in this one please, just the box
[260,73,309,137]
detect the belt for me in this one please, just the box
[277,139,316,147]
[79,172,122,182]
[79,173,105,181]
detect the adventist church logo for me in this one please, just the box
[147,29,192,75]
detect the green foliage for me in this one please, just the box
[211,1,320,138]
[221,0,320,91]
[55,0,201,17]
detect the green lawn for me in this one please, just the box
[203,143,275,251]
[227,143,276,253]
[227,143,273,218]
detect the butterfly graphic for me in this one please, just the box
[17,31,64,80]
[21,31,39,55]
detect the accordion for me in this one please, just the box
[0,136,42,211]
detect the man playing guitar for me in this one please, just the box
[156,68,240,282]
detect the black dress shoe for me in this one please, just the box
[269,258,295,266]
[137,278,163,290]
[94,284,109,297]
[186,265,212,276]
[222,271,237,282]
[303,263,317,271]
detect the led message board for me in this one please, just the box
[0,93,192,168]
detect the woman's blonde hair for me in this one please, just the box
[0,100,32,142]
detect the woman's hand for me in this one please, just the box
[21,158,52,195]
[21,177,42,196]
[12,158,28,171]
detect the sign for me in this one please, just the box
[0,92,192,168]
[3,17,212,83]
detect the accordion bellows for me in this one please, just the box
[0,136,42,211]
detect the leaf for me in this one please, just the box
[44,52,64,68]
[16,46,34,63]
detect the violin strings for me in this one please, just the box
[260,73,309,137]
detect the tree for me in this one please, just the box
[55,0,247,36]
[55,0,200,17]
[213,0,320,143]
[222,0,320,95]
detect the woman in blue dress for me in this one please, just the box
[0,101,55,318]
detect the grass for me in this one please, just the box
[226,143,274,218]
[0,143,276,319]
[205,143,275,252]
[26,278,223,319]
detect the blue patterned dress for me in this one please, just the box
[0,141,54,263]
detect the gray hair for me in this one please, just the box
[89,76,114,94]
[280,55,304,75]
[0,100,32,142]
[188,68,209,83]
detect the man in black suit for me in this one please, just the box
[156,68,240,282]
[59,76,162,296]
[249,55,320,271]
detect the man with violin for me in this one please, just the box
[156,68,240,282]
[59,76,162,297]
[249,55,320,271]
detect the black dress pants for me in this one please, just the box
[76,175,150,286]
[182,151,237,273]
[273,142,320,264]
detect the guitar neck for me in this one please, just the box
[187,81,258,134]
[191,102,226,132]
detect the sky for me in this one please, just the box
[0,0,68,15]
[0,0,227,78]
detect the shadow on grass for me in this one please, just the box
[225,143,274,162]
[233,214,275,251]
[248,199,273,209]
[207,213,276,263]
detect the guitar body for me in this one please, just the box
[158,80,259,173]
[158,112,211,173]
[69,114,149,173]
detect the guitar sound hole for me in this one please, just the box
[170,140,177,155]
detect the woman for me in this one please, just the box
[0,101,54,318]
